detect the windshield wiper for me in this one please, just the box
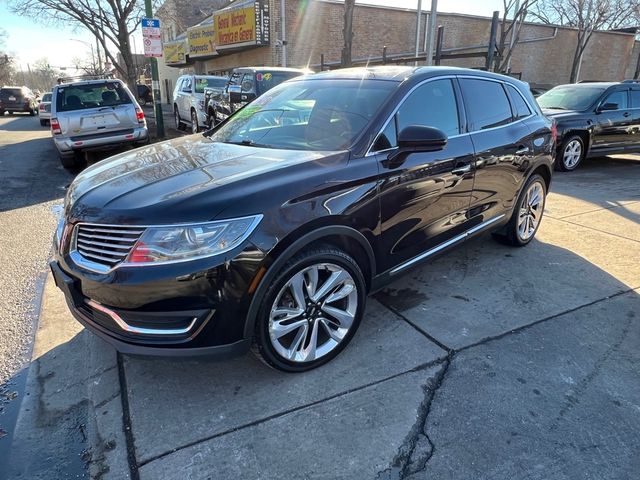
[543,106,569,110]
[224,139,273,148]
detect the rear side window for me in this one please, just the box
[460,79,513,131]
[56,82,132,112]
[396,79,460,136]
[506,84,532,119]
[630,90,640,108]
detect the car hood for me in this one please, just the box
[65,135,339,225]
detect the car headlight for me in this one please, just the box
[124,215,263,265]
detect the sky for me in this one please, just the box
[0,0,506,69]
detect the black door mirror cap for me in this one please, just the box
[397,125,448,151]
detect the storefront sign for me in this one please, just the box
[213,0,270,50]
[187,24,217,58]
[163,40,187,65]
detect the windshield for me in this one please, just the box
[42,93,52,102]
[210,79,396,151]
[56,82,132,112]
[195,77,227,93]
[255,71,306,95]
[537,86,605,111]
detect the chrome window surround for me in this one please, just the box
[366,75,536,157]
[69,215,264,274]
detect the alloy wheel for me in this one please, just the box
[268,263,358,363]
[517,181,545,241]
[563,139,582,169]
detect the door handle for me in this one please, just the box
[516,146,530,155]
[623,112,631,117]
[451,164,471,175]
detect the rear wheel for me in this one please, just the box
[39,119,46,126]
[252,246,366,372]
[190,109,199,134]
[493,174,546,247]
[557,135,585,171]
[174,105,186,131]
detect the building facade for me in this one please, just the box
[156,0,637,98]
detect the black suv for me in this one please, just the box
[0,86,39,116]
[537,80,640,171]
[51,67,554,372]
[205,66,310,127]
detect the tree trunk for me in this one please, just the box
[117,28,137,93]
[341,0,355,67]
[569,37,583,83]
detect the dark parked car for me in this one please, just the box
[537,80,640,171]
[50,66,554,372]
[205,66,311,127]
[0,86,39,116]
[136,84,153,106]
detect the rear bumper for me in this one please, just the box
[54,126,149,154]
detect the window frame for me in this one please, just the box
[597,88,629,111]
[505,83,533,120]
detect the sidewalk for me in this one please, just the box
[6,154,640,479]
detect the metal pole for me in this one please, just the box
[506,0,520,73]
[425,0,438,66]
[434,25,444,65]
[281,0,287,67]
[414,0,422,66]
[144,0,164,138]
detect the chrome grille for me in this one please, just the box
[74,224,145,268]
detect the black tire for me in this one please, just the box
[40,119,46,126]
[174,105,186,131]
[207,111,217,129]
[556,134,585,172]
[59,154,79,169]
[8,111,13,115]
[0,109,4,116]
[252,246,366,372]
[492,174,547,247]
[190,109,199,134]
[29,107,36,116]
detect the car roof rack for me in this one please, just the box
[56,73,116,84]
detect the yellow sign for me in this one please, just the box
[187,24,217,58]
[163,40,186,65]
[214,6,257,48]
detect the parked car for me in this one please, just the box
[0,86,39,116]
[50,78,148,168]
[50,66,554,372]
[530,86,548,98]
[537,80,640,171]
[205,67,311,128]
[173,75,228,134]
[136,84,153,106]
[38,92,53,126]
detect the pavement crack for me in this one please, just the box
[117,353,140,480]
[377,355,452,480]
[550,216,640,244]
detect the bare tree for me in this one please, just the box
[532,0,640,82]
[9,0,148,92]
[341,0,356,67]
[495,0,539,73]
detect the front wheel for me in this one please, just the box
[493,174,547,247]
[190,109,199,134]
[174,106,186,131]
[557,135,585,171]
[252,246,366,372]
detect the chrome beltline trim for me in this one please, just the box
[86,299,199,336]
[390,214,506,275]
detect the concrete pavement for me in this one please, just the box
[3,146,640,478]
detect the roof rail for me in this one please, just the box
[56,73,116,84]
[621,79,640,83]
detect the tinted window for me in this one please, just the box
[255,71,306,95]
[396,79,460,136]
[194,77,227,93]
[56,82,132,112]
[630,90,640,108]
[537,86,605,111]
[460,79,512,131]
[0,88,22,100]
[42,93,52,102]
[601,90,627,110]
[507,84,531,119]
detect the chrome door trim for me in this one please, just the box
[389,214,506,275]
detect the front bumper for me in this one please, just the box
[49,238,265,356]
[53,126,149,154]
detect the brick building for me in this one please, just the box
[156,0,638,102]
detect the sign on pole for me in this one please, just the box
[142,18,162,58]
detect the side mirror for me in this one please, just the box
[386,126,448,168]
[598,102,618,112]
[182,87,192,93]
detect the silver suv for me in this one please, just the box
[51,79,149,168]
[173,75,227,133]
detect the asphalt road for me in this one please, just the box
[1,113,639,479]
[0,114,74,449]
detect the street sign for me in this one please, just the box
[142,17,162,58]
